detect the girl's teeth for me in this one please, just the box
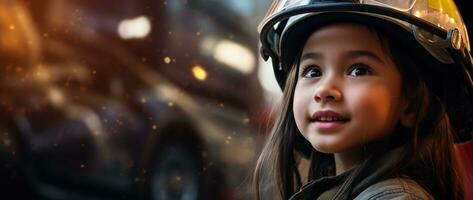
[319,116,342,121]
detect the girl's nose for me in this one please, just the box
[313,82,342,103]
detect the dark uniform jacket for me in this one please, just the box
[288,147,433,200]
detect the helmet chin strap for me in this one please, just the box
[446,28,473,89]
[446,43,473,141]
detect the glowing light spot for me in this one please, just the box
[414,11,421,17]
[152,124,157,130]
[192,65,207,81]
[80,164,85,168]
[118,16,151,39]
[3,138,11,147]
[168,101,174,107]
[48,88,64,105]
[35,69,50,81]
[449,17,455,23]
[164,56,171,64]
[175,176,182,181]
[9,25,15,30]
[201,38,255,74]
[141,97,147,103]
[243,118,250,123]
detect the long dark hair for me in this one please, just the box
[253,24,464,200]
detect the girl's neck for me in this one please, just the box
[334,147,364,175]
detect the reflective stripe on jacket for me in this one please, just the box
[354,178,433,200]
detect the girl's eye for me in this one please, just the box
[301,66,322,78]
[348,64,372,76]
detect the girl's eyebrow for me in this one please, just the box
[346,50,384,63]
[300,50,384,63]
[300,52,322,62]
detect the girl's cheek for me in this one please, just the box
[293,86,314,132]
[347,85,393,118]
[293,90,307,126]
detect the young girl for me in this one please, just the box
[254,0,473,199]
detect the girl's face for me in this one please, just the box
[293,23,410,154]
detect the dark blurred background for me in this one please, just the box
[0,0,471,200]
[0,0,273,199]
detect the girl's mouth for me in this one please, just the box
[311,110,350,122]
[312,116,349,122]
[313,120,348,130]
[310,110,350,130]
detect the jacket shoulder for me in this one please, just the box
[354,178,434,200]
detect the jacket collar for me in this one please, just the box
[289,147,405,200]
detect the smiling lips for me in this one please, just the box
[311,110,350,130]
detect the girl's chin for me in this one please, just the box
[309,140,352,154]
[306,135,336,152]
[311,143,340,154]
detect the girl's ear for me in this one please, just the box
[400,97,416,127]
